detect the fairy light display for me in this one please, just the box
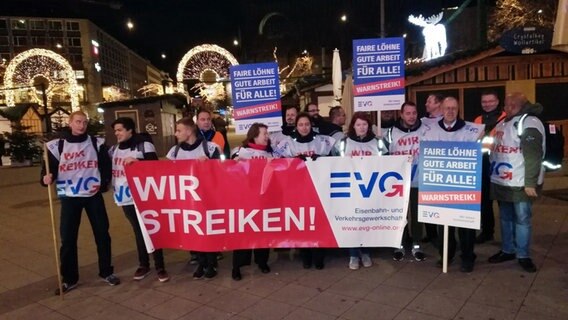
[176,44,238,101]
[4,49,80,110]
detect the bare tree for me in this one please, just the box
[489,0,557,41]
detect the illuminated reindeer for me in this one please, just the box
[408,12,447,61]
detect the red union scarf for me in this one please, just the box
[125,156,412,252]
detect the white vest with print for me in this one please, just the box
[47,137,103,198]
[274,135,335,158]
[422,121,484,142]
[388,125,428,187]
[235,147,274,160]
[490,115,545,187]
[111,142,155,206]
[166,141,220,160]
[336,137,385,157]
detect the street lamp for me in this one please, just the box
[127,20,134,30]
[233,39,239,46]
[340,14,347,22]
[161,53,166,59]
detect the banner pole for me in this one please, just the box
[44,143,64,299]
[442,224,449,273]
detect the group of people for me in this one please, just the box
[41,89,545,295]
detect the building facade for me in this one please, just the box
[0,16,164,115]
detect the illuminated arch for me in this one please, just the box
[258,12,287,35]
[4,49,80,110]
[176,44,239,93]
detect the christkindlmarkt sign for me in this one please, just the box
[352,37,405,112]
[500,26,553,55]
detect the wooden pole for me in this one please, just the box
[43,143,64,299]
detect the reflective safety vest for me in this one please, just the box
[474,111,506,154]
[336,137,387,157]
[490,114,545,187]
[386,125,427,187]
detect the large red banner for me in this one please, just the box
[126,158,337,251]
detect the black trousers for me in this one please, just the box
[480,153,495,236]
[437,225,476,264]
[122,205,164,270]
[300,248,325,265]
[400,188,423,248]
[59,193,113,284]
[195,252,217,268]
[232,249,270,268]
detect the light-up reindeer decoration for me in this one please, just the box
[408,12,447,61]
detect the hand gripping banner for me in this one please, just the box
[125,156,411,252]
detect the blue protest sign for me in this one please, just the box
[417,141,482,229]
[352,37,405,112]
[230,62,282,134]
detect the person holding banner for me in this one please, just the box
[385,102,428,262]
[196,109,230,159]
[110,117,169,283]
[230,123,274,280]
[422,97,485,273]
[270,105,299,149]
[41,111,119,295]
[488,92,544,273]
[166,117,222,279]
[275,112,335,269]
[333,111,387,269]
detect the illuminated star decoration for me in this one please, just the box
[176,44,238,102]
[408,12,448,61]
[4,48,80,110]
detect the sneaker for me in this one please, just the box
[258,264,271,274]
[232,268,242,281]
[102,274,121,286]
[204,267,217,279]
[488,251,516,263]
[188,254,198,265]
[392,248,405,261]
[412,246,425,262]
[361,254,373,267]
[193,266,205,279]
[349,256,360,270]
[518,258,537,273]
[460,262,474,273]
[133,266,151,280]
[157,269,170,282]
[54,282,78,296]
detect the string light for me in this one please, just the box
[408,12,448,61]
[176,44,239,93]
[4,48,80,110]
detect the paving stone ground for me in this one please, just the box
[1,164,567,320]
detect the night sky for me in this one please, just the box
[1,0,476,74]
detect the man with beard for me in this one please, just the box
[270,105,299,148]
